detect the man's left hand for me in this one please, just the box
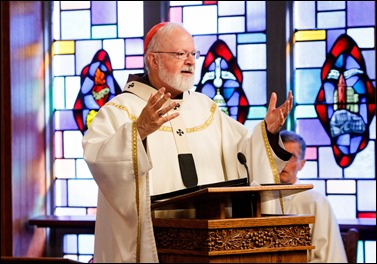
[265,90,293,134]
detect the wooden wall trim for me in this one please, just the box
[1,1,47,257]
[1,0,13,257]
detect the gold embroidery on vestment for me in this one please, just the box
[261,121,285,214]
[108,101,217,133]
[132,121,141,262]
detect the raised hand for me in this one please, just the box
[265,90,293,134]
[137,87,179,140]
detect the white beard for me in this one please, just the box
[157,64,195,93]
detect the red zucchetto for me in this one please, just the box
[144,22,168,54]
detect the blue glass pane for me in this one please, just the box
[318,11,345,29]
[357,241,364,263]
[63,130,83,158]
[193,35,218,55]
[103,39,126,69]
[246,1,266,32]
[75,40,103,75]
[125,38,144,55]
[61,2,90,10]
[66,76,81,109]
[247,106,267,119]
[118,1,143,38]
[55,131,63,158]
[317,1,345,11]
[318,147,343,178]
[327,180,356,194]
[53,55,75,76]
[219,16,245,33]
[344,140,375,179]
[298,161,318,179]
[77,159,94,179]
[52,3,61,40]
[54,110,78,130]
[53,77,65,109]
[54,179,67,207]
[170,1,202,6]
[78,234,95,254]
[327,195,356,219]
[184,5,217,34]
[362,50,376,80]
[238,44,266,70]
[348,28,375,48]
[64,234,78,253]
[293,1,315,29]
[218,1,244,16]
[294,41,326,68]
[347,1,376,27]
[365,241,377,263]
[92,25,117,39]
[370,116,376,139]
[238,33,266,44]
[296,119,330,145]
[295,69,322,104]
[68,179,98,207]
[92,1,116,24]
[243,71,267,105]
[327,29,346,52]
[294,105,318,118]
[61,11,91,40]
[357,180,376,211]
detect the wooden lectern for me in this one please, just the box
[151,183,315,263]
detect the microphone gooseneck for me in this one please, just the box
[237,152,251,186]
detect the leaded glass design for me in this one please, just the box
[293,2,376,262]
[315,34,375,168]
[48,1,375,262]
[196,39,250,123]
[73,49,122,134]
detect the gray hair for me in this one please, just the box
[144,22,187,72]
[280,130,307,160]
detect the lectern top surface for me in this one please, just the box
[151,183,313,210]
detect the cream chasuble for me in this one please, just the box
[283,180,348,263]
[82,79,288,263]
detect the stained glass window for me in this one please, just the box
[292,2,376,262]
[292,1,376,217]
[48,1,375,262]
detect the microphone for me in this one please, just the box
[235,152,254,217]
[237,152,250,186]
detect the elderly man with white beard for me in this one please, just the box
[82,21,294,263]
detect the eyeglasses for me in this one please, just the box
[289,154,302,163]
[152,50,200,60]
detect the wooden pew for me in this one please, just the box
[1,257,82,263]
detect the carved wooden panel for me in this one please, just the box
[155,225,311,252]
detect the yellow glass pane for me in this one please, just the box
[294,30,326,42]
[52,41,75,55]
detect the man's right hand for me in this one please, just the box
[137,87,179,140]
